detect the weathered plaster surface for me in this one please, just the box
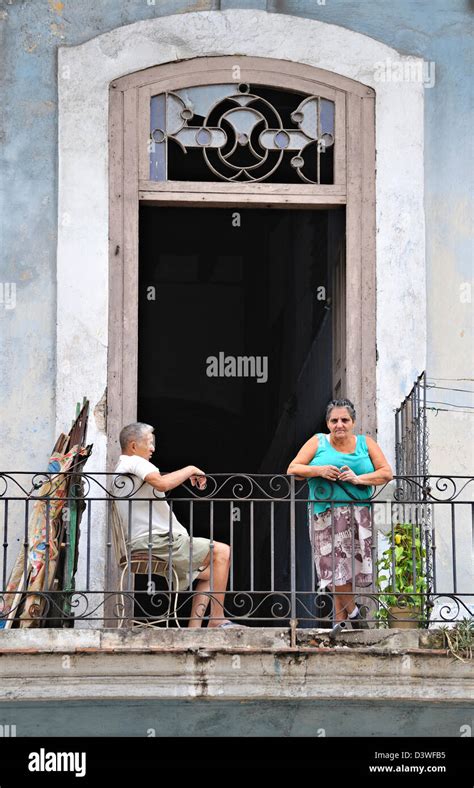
[0,629,472,739]
[56,9,426,474]
[0,627,472,706]
[1,1,471,641]
[0,696,471,737]
[2,0,471,475]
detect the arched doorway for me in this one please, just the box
[106,56,376,623]
[107,56,376,466]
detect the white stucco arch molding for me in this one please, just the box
[57,9,425,472]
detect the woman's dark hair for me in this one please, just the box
[325,399,356,422]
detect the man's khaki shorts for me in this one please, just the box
[128,530,211,591]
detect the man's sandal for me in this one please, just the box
[217,620,245,628]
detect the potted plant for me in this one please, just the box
[375,522,428,629]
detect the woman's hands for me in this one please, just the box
[337,465,361,485]
[316,465,361,484]
[316,465,342,481]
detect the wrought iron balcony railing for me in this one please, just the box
[0,472,472,631]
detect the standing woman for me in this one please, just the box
[287,399,393,627]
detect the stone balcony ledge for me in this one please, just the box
[0,626,456,654]
[0,628,471,705]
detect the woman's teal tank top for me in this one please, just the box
[307,433,375,515]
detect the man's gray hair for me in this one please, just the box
[119,422,154,451]
[325,399,356,422]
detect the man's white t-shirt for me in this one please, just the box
[114,454,187,541]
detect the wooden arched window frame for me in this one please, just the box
[107,56,376,464]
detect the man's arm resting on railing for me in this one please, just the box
[145,466,205,493]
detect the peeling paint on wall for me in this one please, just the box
[94,388,107,435]
[0,0,472,477]
[48,0,65,13]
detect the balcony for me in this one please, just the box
[0,471,472,734]
[0,472,471,632]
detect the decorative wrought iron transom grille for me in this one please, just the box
[149,83,335,184]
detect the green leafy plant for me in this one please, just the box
[375,522,428,627]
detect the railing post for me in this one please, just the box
[289,474,297,645]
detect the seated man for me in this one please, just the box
[114,422,236,628]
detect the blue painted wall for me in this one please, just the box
[0,0,472,468]
[0,697,471,737]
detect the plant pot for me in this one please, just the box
[388,605,421,629]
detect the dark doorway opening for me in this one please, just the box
[137,206,345,626]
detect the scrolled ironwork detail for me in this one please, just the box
[149,84,335,185]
